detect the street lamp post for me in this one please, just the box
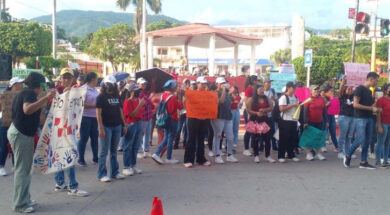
[370,0,379,72]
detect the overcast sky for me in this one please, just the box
[7,0,390,29]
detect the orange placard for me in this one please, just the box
[185,90,218,119]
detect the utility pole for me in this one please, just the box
[370,0,378,72]
[0,0,2,23]
[351,0,359,62]
[140,0,147,70]
[52,0,57,74]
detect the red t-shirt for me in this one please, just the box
[123,98,143,123]
[304,96,326,123]
[245,87,253,98]
[231,95,241,110]
[162,92,182,121]
[377,96,390,124]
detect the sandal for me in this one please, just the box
[184,163,193,168]
[202,161,211,166]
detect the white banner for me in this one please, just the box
[33,86,87,174]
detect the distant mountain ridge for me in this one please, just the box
[30,10,186,37]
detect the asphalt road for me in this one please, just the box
[0,134,389,215]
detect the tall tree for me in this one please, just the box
[116,0,162,34]
[270,48,291,65]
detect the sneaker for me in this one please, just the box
[343,156,351,168]
[29,200,37,207]
[123,168,134,176]
[208,151,215,157]
[222,144,226,149]
[165,159,179,164]
[54,184,68,192]
[359,162,376,170]
[233,144,237,148]
[226,155,238,163]
[333,147,338,152]
[292,157,300,162]
[0,167,7,176]
[254,156,260,163]
[266,156,276,163]
[383,161,390,167]
[152,154,164,165]
[143,151,151,158]
[114,173,125,180]
[99,176,111,182]
[338,153,345,159]
[375,163,388,169]
[132,167,143,174]
[351,154,357,159]
[137,153,144,159]
[316,153,326,161]
[202,161,212,166]
[22,206,34,213]
[306,153,314,161]
[278,158,286,163]
[68,188,89,197]
[220,151,226,156]
[321,147,328,153]
[243,150,252,157]
[78,160,87,167]
[215,156,225,164]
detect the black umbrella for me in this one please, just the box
[136,68,174,92]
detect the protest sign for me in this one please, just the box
[0,91,17,127]
[279,64,295,74]
[295,87,311,102]
[343,63,370,87]
[185,90,218,119]
[270,73,297,93]
[12,69,43,79]
[33,86,86,174]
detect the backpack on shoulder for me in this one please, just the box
[272,94,290,123]
[156,95,173,129]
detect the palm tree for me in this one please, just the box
[116,0,162,34]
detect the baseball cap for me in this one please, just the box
[60,68,74,77]
[310,85,319,90]
[285,81,296,89]
[103,75,117,84]
[9,77,24,87]
[216,77,227,84]
[263,77,273,83]
[163,80,178,90]
[126,83,140,91]
[136,77,147,84]
[319,85,327,92]
[196,76,208,84]
[190,80,196,85]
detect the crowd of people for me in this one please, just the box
[0,68,389,213]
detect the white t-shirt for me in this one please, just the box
[279,94,299,121]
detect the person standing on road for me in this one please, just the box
[174,78,190,150]
[374,84,390,168]
[7,72,56,213]
[230,86,241,148]
[263,77,278,151]
[53,68,89,197]
[324,85,339,152]
[0,77,24,176]
[96,75,127,182]
[344,72,380,169]
[243,75,259,156]
[77,72,99,166]
[212,77,239,164]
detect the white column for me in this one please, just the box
[147,36,153,69]
[233,44,239,77]
[250,41,256,76]
[208,34,216,76]
[140,0,147,70]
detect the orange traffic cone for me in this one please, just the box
[151,197,164,215]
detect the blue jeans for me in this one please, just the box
[77,117,98,163]
[211,119,234,155]
[231,109,240,146]
[337,115,355,154]
[375,123,390,164]
[175,114,188,145]
[0,126,10,166]
[155,121,178,160]
[124,121,142,168]
[348,118,373,162]
[54,166,78,189]
[97,125,121,179]
[327,115,338,148]
[138,120,152,153]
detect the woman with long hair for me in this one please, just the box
[243,75,259,156]
[375,83,390,167]
[230,86,241,148]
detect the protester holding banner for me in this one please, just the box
[152,80,182,165]
[211,77,238,164]
[0,77,24,176]
[278,82,300,163]
[183,77,213,168]
[230,86,241,148]
[246,85,274,163]
[96,75,127,182]
[53,68,89,197]
[301,85,328,161]
[337,76,357,159]
[375,83,390,168]
[243,75,259,156]
[76,72,99,167]
[324,85,339,152]
[344,72,379,169]
[122,84,145,176]
[7,72,55,213]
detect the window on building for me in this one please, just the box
[158,48,168,55]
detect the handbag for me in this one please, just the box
[245,121,258,134]
[256,122,271,134]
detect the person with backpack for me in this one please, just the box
[277,82,300,163]
[152,80,182,164]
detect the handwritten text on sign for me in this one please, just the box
[344,63,370,87]
[270,73,297,93]
[185,90,218,119]
[33,86,86,174]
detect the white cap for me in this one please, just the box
[196,76,208,84]
[103,75,116,84]
[190,80,196,85]
[10,77,24,87]
[216,77,226,84]
[136,77,147,84]
[182,78,189,84]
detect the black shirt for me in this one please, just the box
[12,88,41,136]
[217,90,232,120]
[339,94,354,117]
[96,93,123,127]
[354,85,374,118]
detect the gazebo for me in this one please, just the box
[144,23,263,76]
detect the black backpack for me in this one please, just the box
[272,94,289,123]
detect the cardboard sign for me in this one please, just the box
[185,90,218,119]
[295,87,311,103]
[344,63,370,87]
[0,91,17,127]
[270,73,297,93]
[279,64,295,74]
[34,86,87,174]
[12,69,43,79]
